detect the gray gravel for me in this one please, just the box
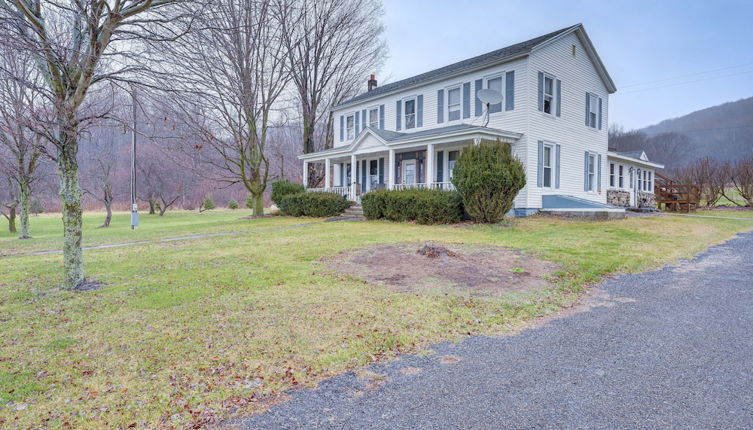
[236,231,753,430]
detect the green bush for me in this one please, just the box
[227,199,239,209]
[200,196,215,212]
[271,179,305,206]
[451,140,526,223]
[361,188,463,224]
[278,192,350,217]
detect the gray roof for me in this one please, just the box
[613,150,647,160]
[339,25,578,108]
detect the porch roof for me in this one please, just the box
[607,150,665,169]
[299,124,522,161]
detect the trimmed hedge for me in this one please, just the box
[278,192,350,217]
[361,189,463,224]
[271,179,305,206]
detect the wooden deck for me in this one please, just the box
[655,172,701,213]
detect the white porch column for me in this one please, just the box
[350,153,357,199]
[388,149,395,190]
[302,160,309,188]
[334,163,341,187]
[426,143,434,187]
[324,158,331,189]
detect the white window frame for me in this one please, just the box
[445,85,462,122]
[648,171,653,192]
[402,159,417,185]
[542,73,556,115]
[345,113,355,140]
[484,72,505,113]
[402,96,417,130]
[368,106,379,129]
[587,153,596,192]
[588,92,598,128]
[618,164,624,189]
[542,143,554,188]
[609,163,615,188]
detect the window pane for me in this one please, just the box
[448,88,460,105]
[405,100,415,115]
[369,108,379,128]
[545,77,553,95]
[543,146,551,167]
[543,167,552,188]
[488,77,502,93]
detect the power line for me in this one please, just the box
[621,61,753,89]
[619,69,753,94]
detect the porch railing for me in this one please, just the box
[307,186,350,198]
[392,183,428,191]
[307,182,457,197]
[429,182,455,191]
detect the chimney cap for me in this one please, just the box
[369,73,376,80]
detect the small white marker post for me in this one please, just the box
[130,86,139,230]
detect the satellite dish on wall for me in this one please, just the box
[476,89,503,105]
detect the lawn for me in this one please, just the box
[1,210,752,428]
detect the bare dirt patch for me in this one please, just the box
[325,242,560,297]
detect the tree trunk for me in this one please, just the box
[18,179,31,239]
[250,193,264,216]
[6,206,17,233]
[148,197,156,215]
[58,129,84,290]
[101,201,112,228]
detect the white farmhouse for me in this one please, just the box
[300,24,662,217]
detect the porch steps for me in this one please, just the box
[341,204,365,219]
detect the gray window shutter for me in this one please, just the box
[584,151,589,191]
[362,109,366,130]
[597,154,602,191]
[379,158,384,184]
[339,115,344,142]
[395,100,401,131]
[555,144,561,189]
[436,150,444,182]
[474,79,483,116]
[537,72,544,111]
[417,94,423,127]
[585,93,590,127]
[555,79,562,117]
[462,82,471,119]
[598,97,603,130]
[537,140,544,188]
[379,104,385,129]
[437,89,444,123]
[505,71,515,111]
[354,111,360,136]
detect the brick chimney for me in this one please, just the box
[367,74,378,92]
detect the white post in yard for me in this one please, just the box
[388,149,395,190]
[324,158,331,189]
[302,160,308,188]
[426,143,434,188]
[350,153,357,200]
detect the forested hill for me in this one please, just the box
[640,96,753,163]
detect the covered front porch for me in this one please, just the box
[301,125,521,202]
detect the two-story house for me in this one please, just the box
[299,24,661,216]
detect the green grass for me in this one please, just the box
[1,211,752,428]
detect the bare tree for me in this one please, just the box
[0,45,44,239]
[725,156,753,207]
[81,121,123,227]
[276,0,386,184]
[0,0,185,289]
[0,175,18,232]
[161,0,290,215]
[674,157,726,207]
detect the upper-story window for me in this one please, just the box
[542,74,555,114]
[447,86,461,121]
[404,97,416,129]
[345,113,355,140]
[368,107,379,129]
[486,74,504,113]
[587,93,598,128]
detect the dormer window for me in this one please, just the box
[346,113,355,140]
[447,86,461,121]
[543,74,554,114]
[404,98,416,129]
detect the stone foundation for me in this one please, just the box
[607,189,630,207]
[638,192,657,209]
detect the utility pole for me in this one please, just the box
[130,86,139,230]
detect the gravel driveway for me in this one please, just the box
[235,232,753,429]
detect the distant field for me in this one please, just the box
[1,211,752,428]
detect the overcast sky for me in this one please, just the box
[378,0,753,130]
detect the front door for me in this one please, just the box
[402,160,416,185]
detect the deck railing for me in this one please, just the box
[392,183,428,191]
[429,182,455,191]
[306,182,456,198]
[654,172,701,212]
